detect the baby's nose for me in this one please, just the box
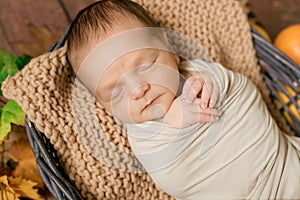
[131,83,150,100]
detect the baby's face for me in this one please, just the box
[96,48,180,124]
[76,18,181,124]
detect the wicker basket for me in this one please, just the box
[24,27,300,200]
[25,27,85,200]
[251,28,300,136]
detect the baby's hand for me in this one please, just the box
[182,73,220,108]
[163,73,222,129]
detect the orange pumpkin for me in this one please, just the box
[251,23,272,43]
[274,24,300,66]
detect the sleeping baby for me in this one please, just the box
[66,0,300,199]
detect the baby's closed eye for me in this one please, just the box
[111,85,125,101]
[136,62,154,73]
[136,57,158,74]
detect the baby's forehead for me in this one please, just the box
[85,28,165,62]
[81,27,159,60]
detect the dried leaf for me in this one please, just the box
[9,138,33,162]
[12,159,44,189]
[8,176,40,200]
[9,138,44,188]
[0,167,13,177]
[0,175,21,200]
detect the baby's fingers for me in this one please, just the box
[201,75,220,108]
[208,83,220,108]
[195,106,222,116]
[192,112,220,123]
[182,76,204,103]
[197,107,222,122]
[200,80,213,107]
[193,99,222,113]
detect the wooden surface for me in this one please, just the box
[1,0,299,56]
[0,0,96,57]
[249,0,300,40]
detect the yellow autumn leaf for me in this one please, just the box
[9,138,34,162]
[0,175,21,200]
[8,176,40,200]
[12,159,44,189]
[9,138,44,188]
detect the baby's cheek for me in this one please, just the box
[148,104,166,120]
[110,100,135,123]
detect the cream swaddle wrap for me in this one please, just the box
[126,60,300,200]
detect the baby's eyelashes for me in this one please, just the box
[136,63,153,73]
[136,57,157,74]
[111,86,124,100]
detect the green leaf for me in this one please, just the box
[0,48,19,95]
[0,100,25,144]
[0,48,16,62]
[15,54,31,70]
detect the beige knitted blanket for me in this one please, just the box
[1,0,291,199]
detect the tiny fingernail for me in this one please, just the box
[213,117,219,121]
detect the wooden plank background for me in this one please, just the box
[0,0,96,57]
[0,0,299,57]
[249,0,300,40]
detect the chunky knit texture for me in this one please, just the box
[1,0,292,199]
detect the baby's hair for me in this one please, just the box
[66,0,159,70]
